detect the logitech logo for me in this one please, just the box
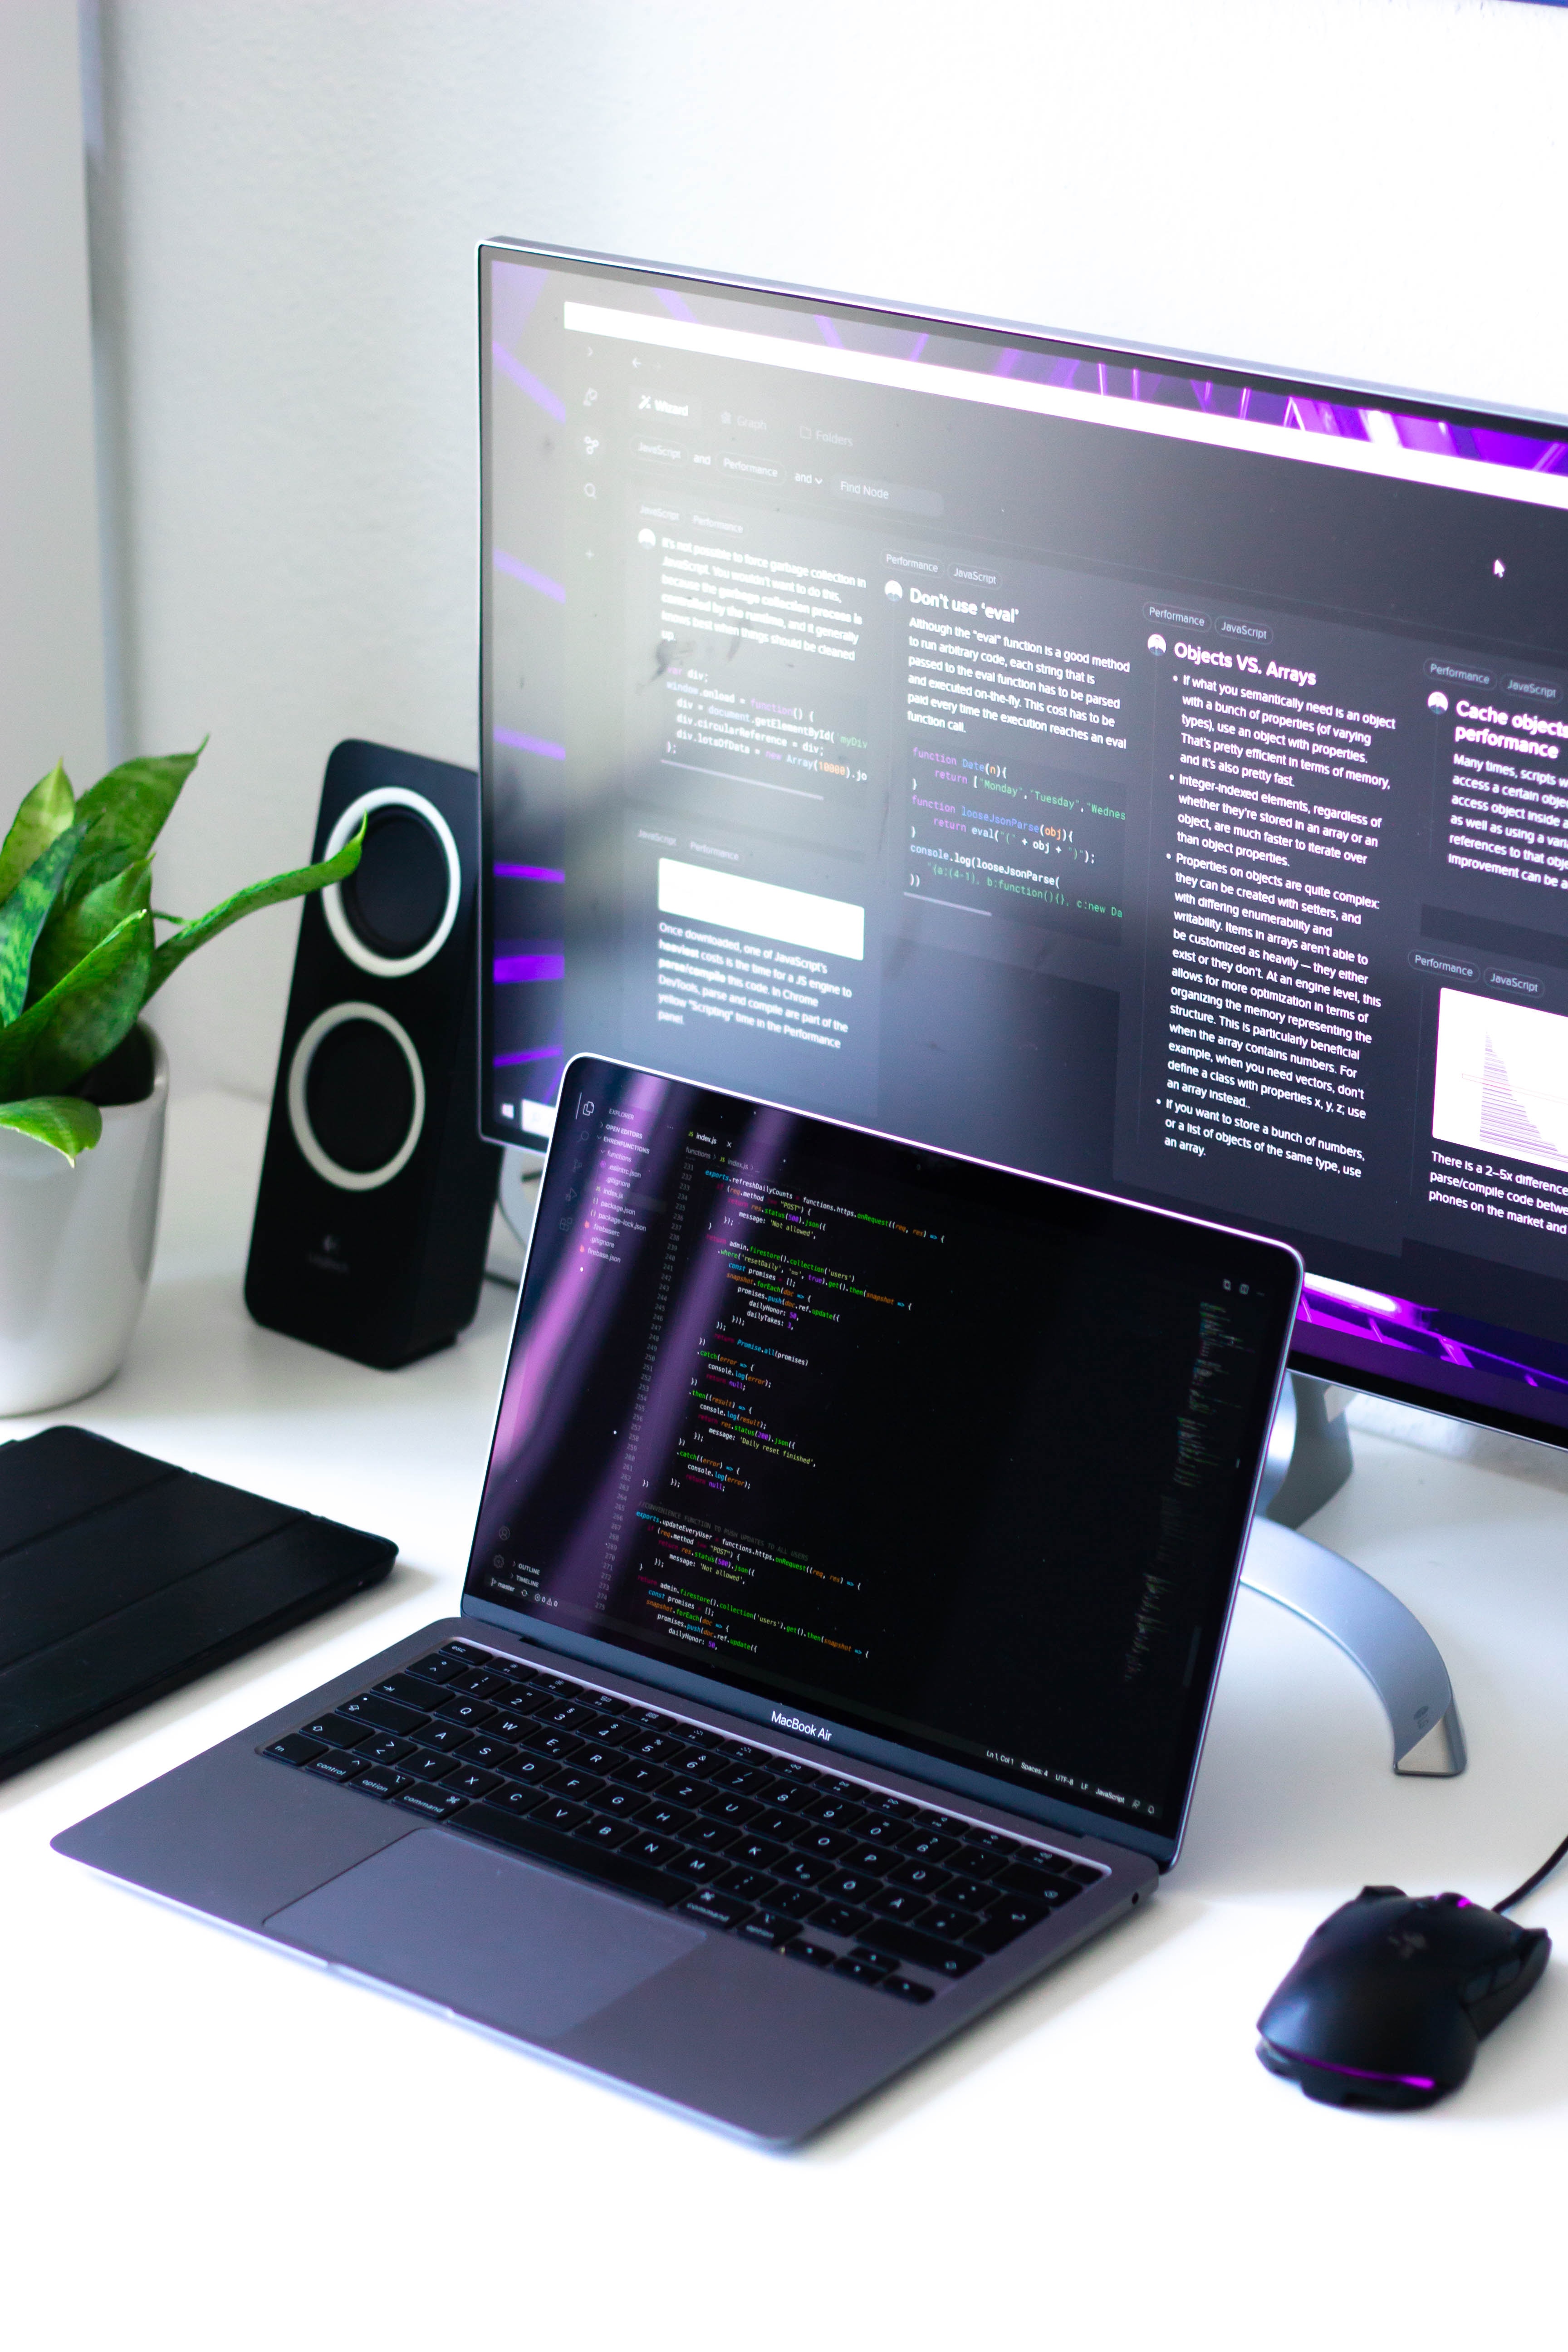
[771,1708,832,1744]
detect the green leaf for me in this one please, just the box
[62,741,206,902]
[0,1094,103,1162]
[25,853,151,1008]
[0,911,152,1101]
[0,819,88,1024]
[145,818,365,1001]
[0,761,75,905]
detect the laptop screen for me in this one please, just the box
[466,1057,1300,1858]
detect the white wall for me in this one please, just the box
[89,0,1568,1098]
[0,0,106,803]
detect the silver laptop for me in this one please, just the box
[56,1055,1300,2144]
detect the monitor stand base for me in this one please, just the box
[1240,1376,1467,1777]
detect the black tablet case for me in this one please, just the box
[0,1426,397,1782]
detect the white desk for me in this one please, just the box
[6,1092,1568,2348]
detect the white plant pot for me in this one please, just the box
[0,1028,168,1416]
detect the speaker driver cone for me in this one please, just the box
[322,787,462,977]
[287,1003,426,1191]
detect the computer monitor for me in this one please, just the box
[478,239,1568,1463]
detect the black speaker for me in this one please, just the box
[245,740,500,1368]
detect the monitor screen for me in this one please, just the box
[479,241,1568,1453]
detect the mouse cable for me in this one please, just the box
[1495,1831,1568,1916]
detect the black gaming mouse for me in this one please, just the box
[1257,1885,1550,2108]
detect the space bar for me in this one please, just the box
[456,1803,690,1907]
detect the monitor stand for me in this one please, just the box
[1241,1376,1466,1776]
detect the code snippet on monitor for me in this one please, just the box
[907,744,1125,936]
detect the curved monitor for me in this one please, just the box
[479,239,1568,1455]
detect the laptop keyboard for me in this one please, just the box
[259,1639,1105,2000]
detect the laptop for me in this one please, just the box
[55,1054,1301,2145]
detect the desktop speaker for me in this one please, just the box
[244,740,501,1369]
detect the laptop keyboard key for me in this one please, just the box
[776,1853,834,1890]
[966,1897,1049,1951]
[489,1708,545,1743]
[262,1734,325,1766]
[736,1908,798,1948]
[445,1766,503,1799]
[488,1784,545,1817]
[813,1901,873,1940]
[884,1977,936,2005]
[781,1940,835,1969]
[431,1696,498,1731]
[864,1887,929,1926]
[299,1714,369,1748]
[358,1733,416,1764]
[901,1831,960,1866]
[731,1833,789,1873]
[714,1867,775,1903]
[790,1826,856,1862]
[759,1884,823,1924]
[678,1889,751,1930]
[532,1798,592,1834]
[947,1847,1004,1884]
[672,1850,730,1883]
[592,1783,650,1821]
[825,1870,882,1905]
[886,1861,951,1896]
[404,1750,459,1783]
[993,1864,1072,1902]
[623,1831,682,1868]
[402,1653,466,1686]
[417,1720,477,1754]
[832,1954,891,1986]
[803,1795,866,1830]
[447,1670,509,1698]
[854,1816,911,1852]
[341,1693,429,1734]
[749,1811,798,1842]
[457,1735,517,1769]
[393,1784,468,1820]
[857,1921,981,1980]
[574,1815,635,1852]
[920,1905,983,1944]
[305,1749,366,1783]
[638,1799,696,1838]
[353,1766,420,1800]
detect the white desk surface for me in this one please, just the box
[6,1092,1568,2348]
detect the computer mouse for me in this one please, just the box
[1257,1885,1550,2108]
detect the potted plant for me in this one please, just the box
[0,744,361,1414]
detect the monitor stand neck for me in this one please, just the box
[1240,1374,1466,1777]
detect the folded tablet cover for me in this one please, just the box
[0,1426,396,1781]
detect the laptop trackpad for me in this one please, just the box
[264,1829,703,2040]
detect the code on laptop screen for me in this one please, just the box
[467,1058,1298,1842]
